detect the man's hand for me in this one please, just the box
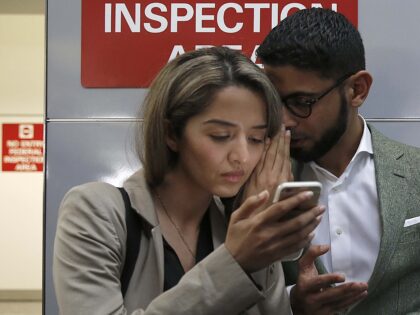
[290,245,368,315]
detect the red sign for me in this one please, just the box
[2,124,44,172]
[81,0,358,88]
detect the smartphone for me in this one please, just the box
[273,181,322,209]
[272,181,322,262]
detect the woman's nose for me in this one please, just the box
[229,138,249,164]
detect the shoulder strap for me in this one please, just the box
[118,187,142,297]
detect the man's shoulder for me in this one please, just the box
[369,124,420,158]
[369,125,420,188]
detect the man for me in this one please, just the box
[257,8,420,315]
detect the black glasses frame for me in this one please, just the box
[282,73,354,118]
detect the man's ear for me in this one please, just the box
[349,70,373,108]
[165,120,178,152]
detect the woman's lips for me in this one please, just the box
[222,171,245,183]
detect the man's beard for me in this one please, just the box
[291,91,348,163]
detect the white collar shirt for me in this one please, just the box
[300,118,381,283]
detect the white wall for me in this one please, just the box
[0,0,44,292]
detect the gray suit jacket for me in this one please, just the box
[284,125,420,315]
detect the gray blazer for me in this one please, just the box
[53,169,291,315]
[284,125,420,314]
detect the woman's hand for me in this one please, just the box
[225,190,324,273]
[243,125,292,208]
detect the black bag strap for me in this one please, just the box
[118,187,142,297]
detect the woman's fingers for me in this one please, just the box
[278,206,324,235]
[281,129,292,182]
[231,190,270,222]
[242,124,292,203]
[254,137,270,177]
[271,125,286,169]
[269,125,292,186]
[258,125,286,175]
[259,190,319,221]
[226,191,324,272]
[260,210,321,248]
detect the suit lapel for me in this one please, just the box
[366,125,411,296]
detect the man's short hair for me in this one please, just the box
[257,8,365,79]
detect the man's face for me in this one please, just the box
[264,65,349,162]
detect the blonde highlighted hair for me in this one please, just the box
[136,46,282,187]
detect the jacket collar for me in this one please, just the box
[123,169,158,227]
[122,169,227,242]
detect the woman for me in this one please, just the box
[53,47,323,314]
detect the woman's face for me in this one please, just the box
[169,85,268,198]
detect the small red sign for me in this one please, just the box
[2,124,44,172]
[81,0,358,88]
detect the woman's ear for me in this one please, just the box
[164,120,178,152]
[349,70,373,109]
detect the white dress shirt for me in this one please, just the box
[300,118,381,283]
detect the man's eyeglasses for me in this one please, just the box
[282,73,353,118]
